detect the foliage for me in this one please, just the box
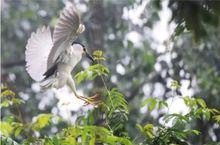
[1,58,220,145]
[0,52,132,144]
[168,0,220,41]
[31,114,54,130]
[75,51,109,84]
[1,86,24,108]
[2,0,220,144]
[105,88,128,135]
[76,51,129,136]
[137,80,220,145]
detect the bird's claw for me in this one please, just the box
[84,93,102,106]
[77,93,101,106]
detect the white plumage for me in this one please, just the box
[25,26,53,81]
[25,3,83,83]
[25,3,98,104]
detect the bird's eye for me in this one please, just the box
[83,48,86,51]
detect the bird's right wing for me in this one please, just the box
[25,26,53,81]
[47,3,84,69]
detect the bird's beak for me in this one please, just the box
[85,51,94,62]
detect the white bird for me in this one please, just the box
[25,3,98,104]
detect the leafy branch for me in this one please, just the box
[1,55,220,145]
[139,80,220,145]
[75,50,129,136]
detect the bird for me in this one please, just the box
[25,3,99,105]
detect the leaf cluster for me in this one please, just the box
[138,83,220,145]
[1,86,24,108]
[104,88,129,136]
[75,51,109,84]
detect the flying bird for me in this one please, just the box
[25,3,98,104]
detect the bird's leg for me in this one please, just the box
[67,76,101,105]
[66,76,91,103]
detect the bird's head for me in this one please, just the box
[71,41,94,62]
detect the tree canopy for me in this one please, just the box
[1,0,220,144]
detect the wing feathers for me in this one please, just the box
[47,3,82,69]
[26,3,86,82]
[25,26,53,81]
[53,4,80,45]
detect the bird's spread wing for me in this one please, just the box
[25,26,53,81]
[47,3,84,70]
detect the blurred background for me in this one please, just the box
[1,0,220,144]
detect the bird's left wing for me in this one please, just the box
[25,26,53,81]
[47,3,85,69]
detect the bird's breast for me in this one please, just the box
[64,49,82,67]
[57,47,82,75]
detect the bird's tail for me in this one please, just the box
[40,77,57,90]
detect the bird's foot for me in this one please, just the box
[83,93,102,106]
[76,93,101,106]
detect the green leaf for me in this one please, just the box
[51,135,62,145]
[209,108,220,114]
[89,133,95,145]
[142,98,154,107]
[32,114,53,130]
[92,50,106,61]
[213,115,220,124]
[149,99,157,111]
[142,98,157,111]
[203,108,211,120]
[6,116,14,124]
[142,98,152,107]
[75,71,88,84]
[12,98,24,105]
[193,108,203,118]
[175,131,187,139]
[14,126,22,137]
[183,96,197,107]
[81,129,87,144]
[144,124,154,139]
[170,80,181,89]
[0,121,13,137]
[192,130,200,135]
[163,113,189,124]
[44,138,54,145]
[196,98,207,108]
[0,89,15,98]
[93,50,103,57]
[62,136,76,145]
[1,100,10,107]
[136,124,144,133]
[12,122,23,137]
[158,100,168,109]
[0,87,24,108]
[75,64,109,84]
